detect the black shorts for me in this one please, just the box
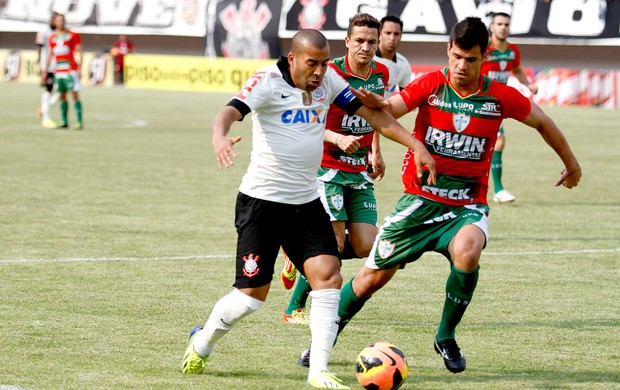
[233,192,340,289]
[41,72,54,92]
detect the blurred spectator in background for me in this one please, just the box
[111,35,135,85]
[36,11,59,128]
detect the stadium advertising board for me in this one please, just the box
[205,0,282,58]
[123,54,272,93]
[2,0,619,44]
[282,0,620,44]
[1,49,113,86]
[0,0,208,36]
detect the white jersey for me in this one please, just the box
[35,26,55,72]
[231,58,359,205]
[374,52,412,98]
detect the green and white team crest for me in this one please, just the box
[499,60,507,71]
[377,239,395,259]
[453,113,470,133]
[330,193,344,210]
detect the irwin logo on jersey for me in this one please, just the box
[425,126,487,160]
[282,109,326,124]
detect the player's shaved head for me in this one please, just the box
[291,29,329,54]
[288,29,330,92]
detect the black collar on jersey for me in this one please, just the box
[375,49,397,63]
[276,56,297,88]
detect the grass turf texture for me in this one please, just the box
[1,83,618,389]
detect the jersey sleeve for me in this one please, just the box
[397,54,412,89]
[398,71,439,111]
[327,67,363,115]
[35,31,44,46]
[512,44,521,68]
[229,69,272,118]
[495,82,531,121]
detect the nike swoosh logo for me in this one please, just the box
[380,350,397,366]
[281,93,292,98]
[220,318,232,327]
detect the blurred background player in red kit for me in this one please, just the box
[111,35,135,85]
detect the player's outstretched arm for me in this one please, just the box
[212,105,243,170]
[522,102,581,188]
[350,87,410,119]
[356,105,436,186]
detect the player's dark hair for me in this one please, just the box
[492,12,511,21]
[449,16,489,53]
[291,29,329,54]
[380,15,403,32]
[347,13,380,37]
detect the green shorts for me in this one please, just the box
[367,194,489,269]
[317,167,377,225]
[54,71,80,93]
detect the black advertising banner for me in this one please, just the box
[206,0,282,59]
[281,0,620,45]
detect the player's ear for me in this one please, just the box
[481,49,489,63]
[446,43,451,57]
[288,52,294,67]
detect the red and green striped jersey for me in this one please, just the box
[48,31,81,73]
[481,41,521,85]
[399,68,531,206]
[321,55,389,172]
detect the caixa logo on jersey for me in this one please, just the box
[281,109,326,124]
[3,50,21,81]
[88,53,108,85]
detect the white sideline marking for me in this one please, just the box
[0,248,618,264]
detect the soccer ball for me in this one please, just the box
[355,342,409,390]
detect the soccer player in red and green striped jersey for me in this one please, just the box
[324,16,581,374]
[43,13,84,130]
[481,12,538,203]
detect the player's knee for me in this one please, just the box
[451,246,481,271]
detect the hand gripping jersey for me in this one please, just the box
[229,57,362,205]
[48,30,81,74]
[398,69,531,206]
[374,51,412,98]
[321,55,389,172]
[480,41,521,85]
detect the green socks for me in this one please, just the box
[74,100,82,123]
[285,274,311,315]
[337,278,369,336]
[436,265,479,341]
[491,151,503,193]
[60,101,68,125]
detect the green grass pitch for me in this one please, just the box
[0,83,619,389]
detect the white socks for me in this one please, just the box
[307,288,341,380]
[41,91,60,122]
[193,289,263,357]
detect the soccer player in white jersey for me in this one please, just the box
[181,29,436,389]
[35,11,59,128]
[374,15,412,99]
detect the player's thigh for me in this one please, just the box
[234,193,281,289]
[347,221,377,257]
[345,185,377,225]
[365,194,435,269]
[435,205,489,266]
[69,70,81,92]
[281,198,340,277]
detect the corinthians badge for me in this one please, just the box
[302,91,312,106]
